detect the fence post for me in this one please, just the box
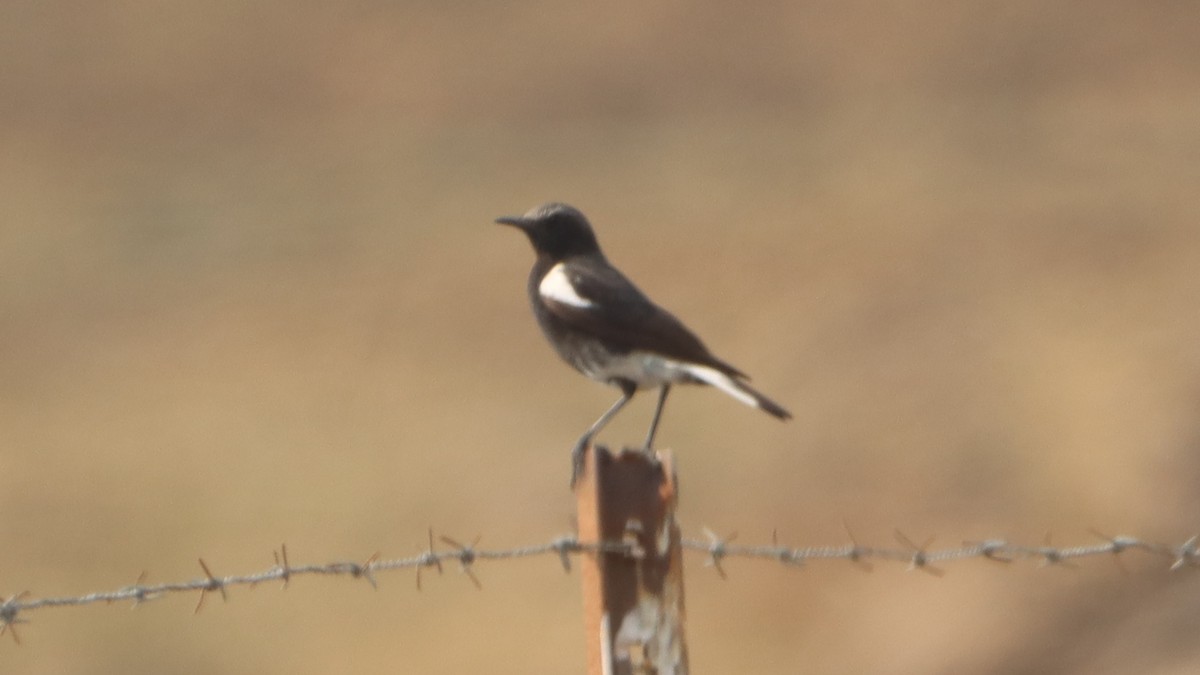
[575,444,689,675]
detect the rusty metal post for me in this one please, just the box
[575,444,689,675]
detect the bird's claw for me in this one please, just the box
[569,436,590,489]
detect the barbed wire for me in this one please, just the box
[1,528,1196,644]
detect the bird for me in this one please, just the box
[497,202,791,486]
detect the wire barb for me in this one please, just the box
[416,528,443,591]
[1170,535,1199,571]
[1035,534,1078,569]
[439,535,483,590]
[273,545,292,590]
[894,530,945,577]
[119,571,157,608]
[551,535,580,573]
[194,558,228,614]
[0,592,29,645]
[767,528,803,568]
[701,527,738,579]
[842,522,873,572]
[971,539,1014,564]
[353,552,381,590]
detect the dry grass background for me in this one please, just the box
[3,1,1200,673]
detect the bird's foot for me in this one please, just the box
[569,435,591,490]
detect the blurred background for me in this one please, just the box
[3,1,1199,673]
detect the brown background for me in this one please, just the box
[3,2,1199,673]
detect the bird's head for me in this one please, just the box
[496,202,602,260]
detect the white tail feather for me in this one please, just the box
[680,364,758,409]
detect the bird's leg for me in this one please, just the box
[642,384,671,451]
[570,383,636,488]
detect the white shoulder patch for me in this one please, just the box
[539,262,594,308]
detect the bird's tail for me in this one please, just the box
[683,364,792,420]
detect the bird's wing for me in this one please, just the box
[539,259,747,378]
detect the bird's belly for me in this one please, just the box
[579,349,695,390]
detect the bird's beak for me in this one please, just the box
[495,215,529,229]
